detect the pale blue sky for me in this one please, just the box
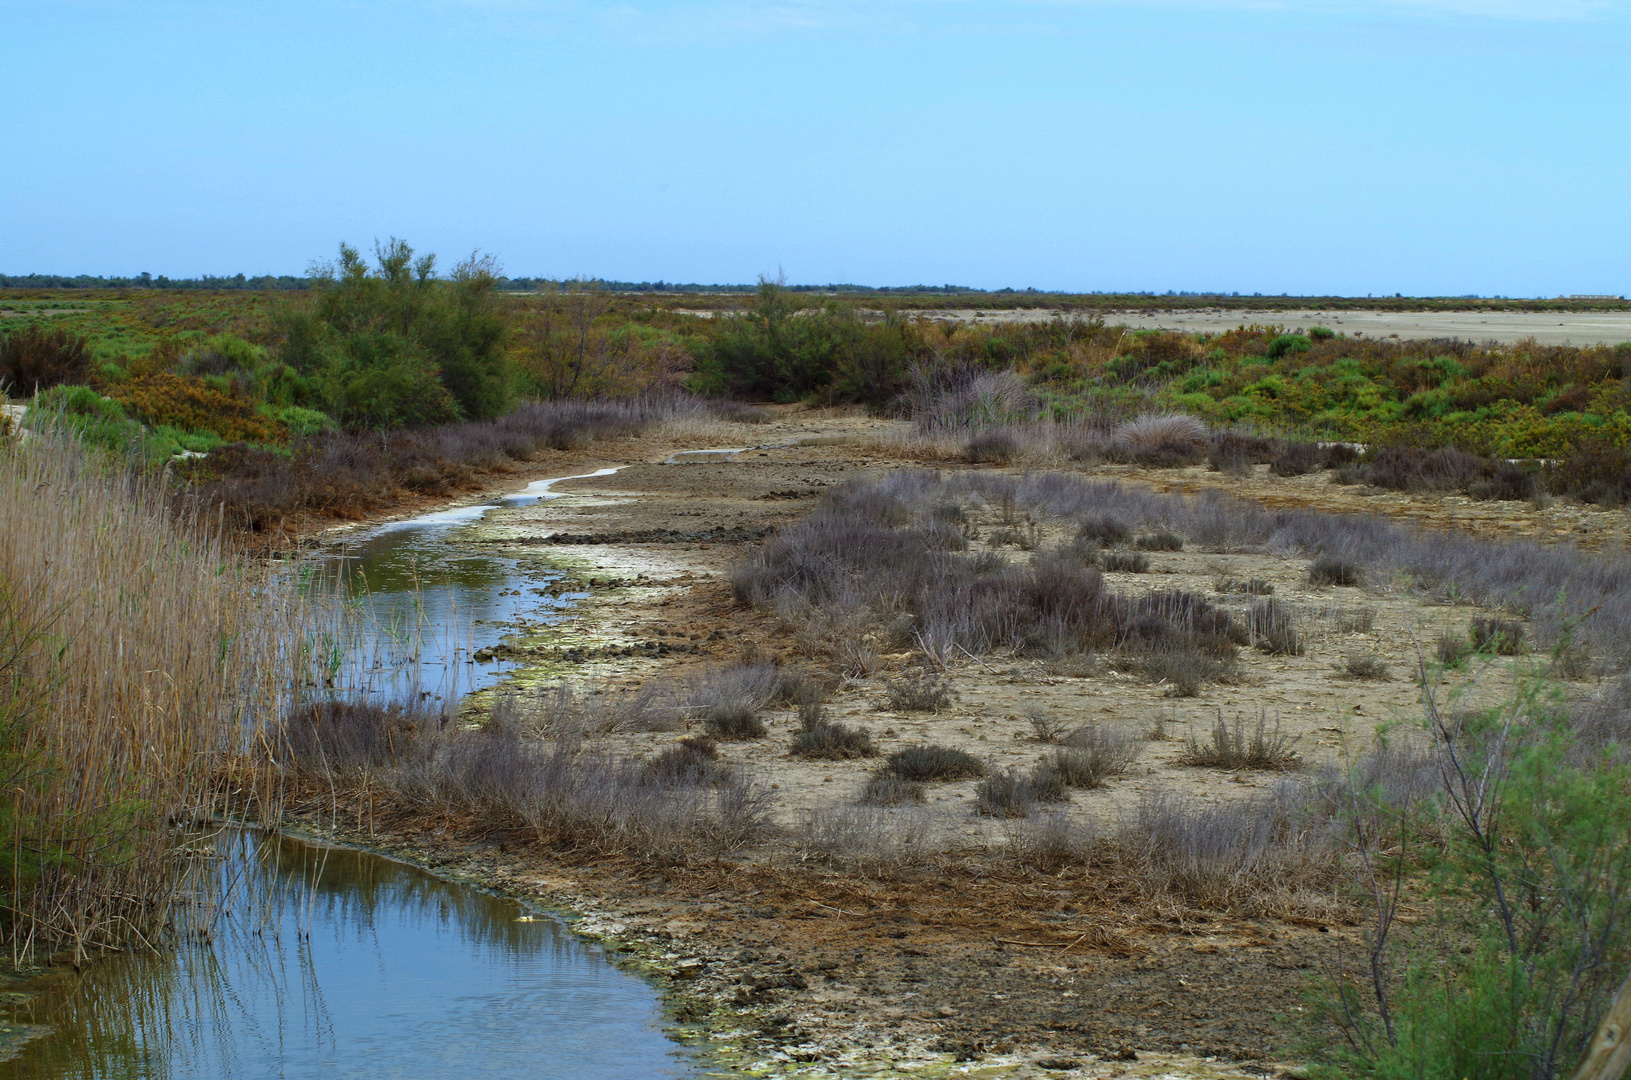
[2,1,1626,294]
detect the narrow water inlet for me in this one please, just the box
[0,831,704,1079]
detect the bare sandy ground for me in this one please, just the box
[906,308,1631,346]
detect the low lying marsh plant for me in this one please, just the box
[884,671,955,713]
[974,764,1068,818]
[882,744,987,782]
[1181,709,1302,770]
[858,774,927,806]
[798,805,941,876]
[789,706,876,759]
[1053,724,1142,787]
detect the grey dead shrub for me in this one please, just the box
[1337,653,1391,680]
[1054,725,1142,787]
[790,707,876,759]
[858,774,927,806]
[1181,710,1302,770]
[1005,812,1094,873]
[883,744,986,781]
[974,764,1068,818]
[1134,647,1234,697]
[527,681,682,737]
[798,805,939,876]
[1309,557,1363,587]
[1471,616,1525,655]
[885,671,954,712]
[1135,531,1184,552]
[1027,708,1071,743]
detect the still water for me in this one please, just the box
[2,832,701,1079]
[318,467,622,702]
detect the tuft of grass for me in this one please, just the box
[883,743,987,782]
[646,737,729,785]
[1135,647,1234,697]
[1135,532,1184,552]
[1309,557,1363,587]
[790,707,876,759]
[974,764,1068,818]
[1180,710,1301,770]
[884,671,955,712]
[690,663,777,739]
[1270,441,1323,477]
[1053,725,1142,788]
[1436,631,1471,667]
[1336,653,1391,680]
[1249,598,1304,656]
[1075,514,1131,548]
[858,774,927,806]
[1335,607,1376,634]
[1026,708,1071,743]
[1215,575,1273,596]
[1471,616,1525,656]
[1100,551,1150,573]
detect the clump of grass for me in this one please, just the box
[1436,631,1471,667]
[1053,725,1142,788]
[883,744,987,781]
[646,737,729,784]
[885,671,954,712]
[1249,599,1304,655]
[858,774,927,806]
[790,706,876,759]
[964,430,1020,464]
[1101,551,1150,573]
[690,663,776,739]
[1180,710,1301,770]
[1336,653,1391,680]
[974,764,1068,818]
[1309,557,1363,587]
[1075,515,1131,548]
[1335,607,1376,634]
[705,706,766,740]
[1471,617,1525,655]
[1135,532,1184,552]
[1270,441,1323,478]
[1136,648,1234,697]
[1215,576,1273,596]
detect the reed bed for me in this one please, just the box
[0,429,292,961]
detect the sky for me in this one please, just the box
[1,0,1627,294]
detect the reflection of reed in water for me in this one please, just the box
[0,830,575,1080]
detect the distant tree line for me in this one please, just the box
[0,273,310,290]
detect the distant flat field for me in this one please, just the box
[912,308,1631,346]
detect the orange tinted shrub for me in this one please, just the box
[107,373,285,444]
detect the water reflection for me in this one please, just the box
[317,468,621,704]
[3,832,699,1079]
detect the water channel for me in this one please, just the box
[4,468,716,1079]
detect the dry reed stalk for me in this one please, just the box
[0,430,294,961]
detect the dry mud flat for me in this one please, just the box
[304,409,1621,1078]
[896,307,1631,347]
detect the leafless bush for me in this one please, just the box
[1181,710,1302,770]
[798,806,940,876]
[883,744,986,781]
[975,764,1068,817]
[1207,431,1277,475]
[1027,708,1071,743]
[1107,413,1209,466]
[911,366,1038,435]
[858,774,927,806]
[964,430,1020,464]
[1004,812,1094,872]
[1471,617,1525,655]
[1053,724,1142,787]
[646,737,730,785]
[1132,647,1234,697]
[1075,514,1131,548]
[885,671,954,712]
[519,681,682,736]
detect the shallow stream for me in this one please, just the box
[2,832,702,1079]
